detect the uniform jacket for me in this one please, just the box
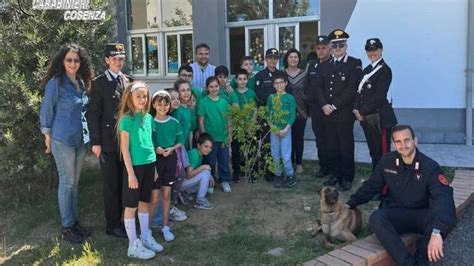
[315,54,362,121]
[306,59,324,107]
[347,149,457,235]
[354,59,397,128]
[255,67,288,106]
[86,71,133,152]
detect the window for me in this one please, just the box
[126,0,193,76]
[273,0,320,18]
[227,0,269,22]
[226,1,319,73]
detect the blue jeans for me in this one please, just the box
[206,141,230,183]
[152,199,163,226]
[270,129,294,177]
[51,139,87,227]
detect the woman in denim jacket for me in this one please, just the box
[40,43,94,244]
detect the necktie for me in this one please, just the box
[116,76,124,93]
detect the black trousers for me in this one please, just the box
[291,116,307,165]
[99,151,124,229]
[310,105,330,171]
[361,113,393,170]
[369,208,432,266]
[325,119,355,182]
[231,139,242,177]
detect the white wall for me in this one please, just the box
[345,0,468,108]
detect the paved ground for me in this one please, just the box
[302,140,474,168]
[435,203,474,265]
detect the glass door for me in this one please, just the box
[276,23,299,69]
[245,26,267,72]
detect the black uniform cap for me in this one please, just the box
[365,38,383,51]
[105,43,126,58]
[328,29,349,42]
[315,35,329,45]
[265,48,279,58]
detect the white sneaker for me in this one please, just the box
[207,186,214,194]
[172,206,186,216]
[169,206,187,222]
[162,226,175,242]
[141,231,164,253]
[221,182,231,193]
[127,239,155,260]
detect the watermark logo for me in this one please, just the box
[32,0,106,20]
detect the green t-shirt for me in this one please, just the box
[197,96,230,142]
[229,88,257,109]
[266,93,296,130]
[219,87,231,103]
[171,105,192,149]
[152,116,184,149]
[190,106,198,132]
[118,112,156,166]
[192,86,202,106]
[230,74,256,91]
[187,148,202,169]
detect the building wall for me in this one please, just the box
[315,0,471,144]
[117,0,473,143]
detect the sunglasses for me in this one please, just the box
[331,43,346,49]
[65,58,81,63]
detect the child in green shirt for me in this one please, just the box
[197,76,232,193]
[266,72,296,189]
[214,65,232,103]
[181,133,215,209]
[117,81,162,259]
[230,56,256,91]
[229,68,257,182]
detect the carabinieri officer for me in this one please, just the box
[307,35,332,178]
[87,43,133,238]
[346,125,457,265]
[353,38,397,171]
[316,29,362,191]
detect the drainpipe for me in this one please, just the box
[466,0,473,145]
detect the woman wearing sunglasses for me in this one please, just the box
[40,43,94,244]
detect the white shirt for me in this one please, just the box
[108,69,121,79]
[191,63,216,92]
[371,57,383,68]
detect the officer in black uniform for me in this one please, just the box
[354,38,397,170]
[307,35,332,178]
[255,48,287,106]
[87,43,133,238]
[346,125,457,265]
[255,48,288,182]
[315,29,362,191]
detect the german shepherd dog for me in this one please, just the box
[317,186,362,248]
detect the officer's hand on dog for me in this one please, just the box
[427,233,444,262]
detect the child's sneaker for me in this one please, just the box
[274,176,284,188]
[169,206,187,222]
[221,182,232,193]
[127,239,155,260]
[162,226,175,242]
[193,197,214,210]
[207,186,214,194]
[284,176,297,188]
[141,231,164,253]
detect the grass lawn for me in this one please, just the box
[0,159,455,265]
